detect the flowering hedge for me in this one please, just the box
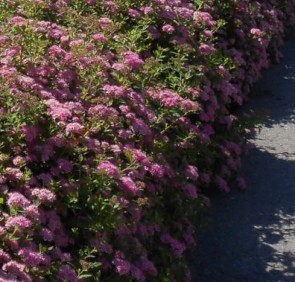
[0,0,294,281]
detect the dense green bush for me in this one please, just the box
[0,0,294,281]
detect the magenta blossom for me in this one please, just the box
[22,125,39,143]
[184,183,198,199]
[199,44,216,55]
[121,177,139,195]
[97,161,120,179]
[9,16,26,27]
[31,188,56,204]
[57,265,78,282]
[5,216,33,230]
[250,28,264,37]
[162,24,175,33]
[113,258,131,275]
[122,51,144,69]
[65,122,84,135]
[18,248,50,267]
[7,192,30,208]
[57,159,73,173]
[93,33,106,42]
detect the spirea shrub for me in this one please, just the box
[0,0,294,281]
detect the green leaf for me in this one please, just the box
[79,274,93,279]
[124,150,133,163]
[114,203,120,210]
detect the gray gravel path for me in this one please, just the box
[190,37,295,282]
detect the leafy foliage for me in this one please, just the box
[0,0,294,281]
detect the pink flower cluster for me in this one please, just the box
[0,0,294,281]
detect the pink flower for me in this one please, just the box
[141,6,153,15]
[2,260,25,273]
[0,35,9,44]
[162,24,175,33]
[103,1,115,8]
[216,176,230,192]
[160,234,186,258]
[5,216,33,230]
[184,183,198,199]
[128,9,142,19]
[49,28,65,39]
[52,248,72,261]
[7,192,30,208]
[177,7,194,19]
[113,258,131,275]
[122,51,144,69]
[185,165,199,181]
[132,119,150,136]
[102,84,127,98]
[49,107,72,121]
[48,45,66,56]
[48,134,66,148]
[193,11,216,26]
[93,33,106,42]
[0,175,6,184]
[115,226,130,236]
[250,28,264,37]
[12,156,25,167]
[199,44,216,55]
[227,141,242,155]
[69,39,84,47]
[5,46,20,57]
[57,265,78,282]
[5,168,23,180]
[99,17,113,25]
[149,163,165,178]
[203,30,213,38]
[0,248,11,263]
[1,262,32,281]
[202,173,211,184]
[181,99,199,111]
[57,159,73,173]
[31,188,56,204]
[18,75,35,88]
[150,89,183,107]
[0,226,5,236]
[41,144,55,162]
[130,265,145,282]
[95,240,113,254]
[47,211,63,232]
[39,228,54,241]
[88,104,118,118]
[121,177,139,195]
[65,123,84,135]
[112,63,128,73]
[84,136,101,152]
[22,125,39,142]
[25,205,41,221]
[97,161,120,179]
[137,257,157,276]
[9,16,26,27]
[18,248,49,267]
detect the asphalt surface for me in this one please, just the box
[190,37,295,282]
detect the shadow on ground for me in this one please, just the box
[189,37,295,282]
[189,149,295,282]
